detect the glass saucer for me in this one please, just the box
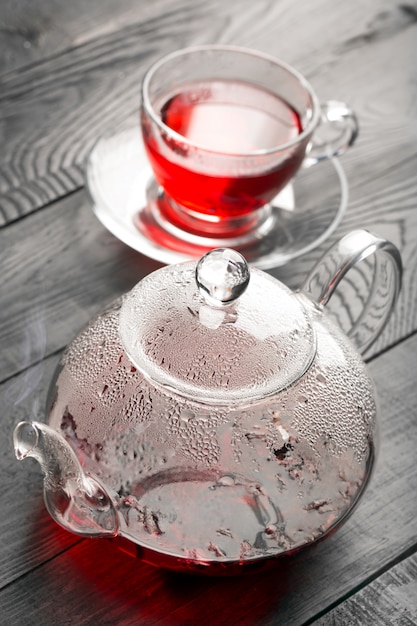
[86,126,349,269]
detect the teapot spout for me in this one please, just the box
[13,421,118,537]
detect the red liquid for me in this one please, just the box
[142,80,306,234]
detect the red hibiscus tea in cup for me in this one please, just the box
[141,46,356,239]
[143,79,304,217]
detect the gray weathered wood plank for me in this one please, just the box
[313,552,417,625]
[1,332,416,624]
[0,0,404,76]
[0,0,199,75]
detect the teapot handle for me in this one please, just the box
[300,230,402,355]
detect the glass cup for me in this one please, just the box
[140,45,358,242]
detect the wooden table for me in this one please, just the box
[1,1,416,623]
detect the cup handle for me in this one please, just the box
[300,230,402,355]
[304,101,359,167]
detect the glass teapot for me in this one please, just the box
[14,230,401,574]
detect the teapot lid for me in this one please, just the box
[119,249,316,405]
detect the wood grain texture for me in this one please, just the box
[314,553,417,625]
[0,0,405,75]
[1,1,416,623]
[1,332,416,624]
[0,0,202,75]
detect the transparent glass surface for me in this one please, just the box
[118,251,315,404]
[41,297,376,571]
[13,231,402,574]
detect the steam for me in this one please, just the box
[6,304,46,419]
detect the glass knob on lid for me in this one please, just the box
[195,248,250,307]
[119,249,316,405]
